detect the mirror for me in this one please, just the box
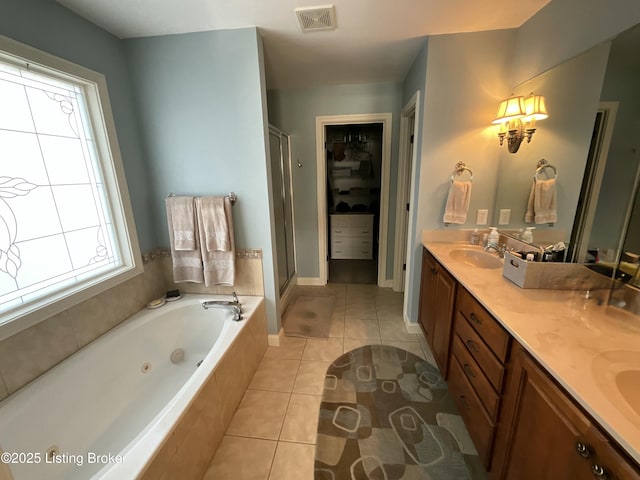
[492,22,640,277]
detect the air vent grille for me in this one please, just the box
[295,5,336,32]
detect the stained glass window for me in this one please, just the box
[0,38,141,337]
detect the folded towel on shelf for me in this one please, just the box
[197,196,235,286]
[166,195,197,250]
[166,196,204,283]
[197,196,231,252]
[525,178,557,224]
[443,180,472,224]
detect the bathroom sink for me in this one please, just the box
[449,248,503,269]
[592,350,640,424]
[615,370,640,417]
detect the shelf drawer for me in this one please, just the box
[452,334,500,421]
[350,215,373,227]
[457,287,510,362]
[454,312,506,392]
[448,355,495,469]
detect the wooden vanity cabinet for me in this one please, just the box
[448,285,511,469]
[418,248,457,377]
[491,343,640,480]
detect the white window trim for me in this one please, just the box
[0,34,143,342]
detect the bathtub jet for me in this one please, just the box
[201,291,243,321]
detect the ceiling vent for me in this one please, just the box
[295,5,336,32]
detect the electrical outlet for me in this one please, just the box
[498,209,511,225]
[476,209,488,225]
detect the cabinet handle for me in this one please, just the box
[576,441,591,459]
[469,313,482,325]
[591,464,608,480]
[465,339,480,353]
[462,363,476,378]
[458,395,471,410]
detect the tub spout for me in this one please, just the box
[202,292,243,321]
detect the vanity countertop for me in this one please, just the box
[423,240,640,465]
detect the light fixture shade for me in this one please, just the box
[492,96,526,124]
[524,94,548,121]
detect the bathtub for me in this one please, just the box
[0,294,266,480]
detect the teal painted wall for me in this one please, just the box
[267,82,403,280]
[124,28,279,332]
[0,0,155,251]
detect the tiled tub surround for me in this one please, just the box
[424,240,640,466]
[0,294,267,480]
[0,248,265,403]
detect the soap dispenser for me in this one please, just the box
[487,227,499,247]
[522,227,535,243]
[470,228,479,245]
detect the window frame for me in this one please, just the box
[0,34,143,341]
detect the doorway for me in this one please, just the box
[325,123,382,284]
[315,113,393,287]
[568,102,618,263]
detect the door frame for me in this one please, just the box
[393,92,420,292]
[315,113,393,286]
[570,102,618,262]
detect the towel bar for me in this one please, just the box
[167,192,237,205]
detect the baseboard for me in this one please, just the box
[297,277,325,286]
[268,330,281,347]
[405,319,422,335]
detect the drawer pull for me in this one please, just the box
[576,441,591,459]
[469,312,482,325]
[510,259,519,268]
[591,464,608,480]
[465,339,480,353]
[462,363,476,378]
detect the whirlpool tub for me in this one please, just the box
[0,294,267,480]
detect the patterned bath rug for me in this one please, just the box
[315,345,487,479]
[283,295,335,338]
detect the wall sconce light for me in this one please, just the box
[493,93,548,153]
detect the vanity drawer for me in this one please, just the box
[455,312,506,392]
[452,334,500,421]
[457,287,510,362]
[448,354,495,468]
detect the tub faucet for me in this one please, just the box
[202,292,243,321]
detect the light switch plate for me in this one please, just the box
[476,209,488,225]
[499,209,511,225]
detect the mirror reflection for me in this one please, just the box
[492,22,640,287]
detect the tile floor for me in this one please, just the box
[203,283,435,479]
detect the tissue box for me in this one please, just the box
[503,252,612,289]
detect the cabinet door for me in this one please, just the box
[418,249,438,341]
[431,263,456,377]
[492,344,640,480]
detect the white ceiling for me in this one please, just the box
[57,0,551,89]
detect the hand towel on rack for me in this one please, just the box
[165,196,204,283]
[166,195,197,250]
[443,180,472,224]
[525,178,558,224]
[197,196,235,286]
[198,196,231,252]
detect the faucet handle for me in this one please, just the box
[232,291,239,304]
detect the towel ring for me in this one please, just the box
[450,161,473,182]
[534,159,558,180]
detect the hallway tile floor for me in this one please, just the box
[203,284,435,479]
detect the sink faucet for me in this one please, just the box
[484,242,507,258]
[202,292,243,321]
